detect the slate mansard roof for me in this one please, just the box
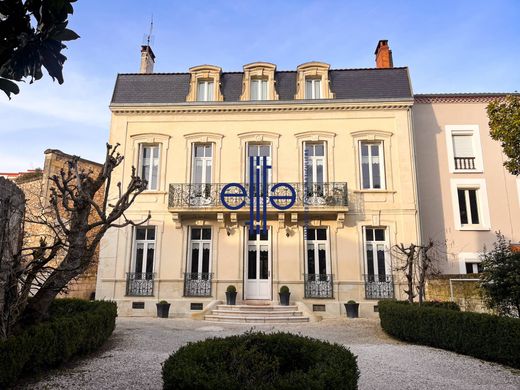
[110,67,413,105]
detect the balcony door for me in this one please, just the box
[304,142,326,204]
[363,227,394,299]
[244,227,271,300]
[247,143,271,199]
[191,144,213,205]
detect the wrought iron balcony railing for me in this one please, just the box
[126,272,155,296]
[183,272,213,297]
[364,274,394,299]
[169,182,348,209]
[454,157,476,170]
[304,273,334,298]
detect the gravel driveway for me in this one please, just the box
[17,317,520,390]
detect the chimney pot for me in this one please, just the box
[140,45,155,73]
[374,40,393,68]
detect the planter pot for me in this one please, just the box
[344,303,359,318]
[156,303,171,318]
[225,291,237,305]
[279,292,291,306]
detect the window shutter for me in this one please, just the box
[452,135,474,157]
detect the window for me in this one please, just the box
[133,227,156,277]
[191,144,212,199]
[247,143,271,197]
[465,262,482,274]
[305,77,321,99]
[139,145,160,190]
[360,141,385,189]
[364,227,390,279]
[250,77,268,100]
[305,228,329,276]
[197,80,214,101]
[188,228,211,275]
[457,188,480,226]
[304,142,326,197]
[446,125,483,172]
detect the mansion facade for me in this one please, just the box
[95,41,519,318]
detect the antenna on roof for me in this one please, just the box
[142,14,155,47]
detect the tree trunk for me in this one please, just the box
[0,178,25,338]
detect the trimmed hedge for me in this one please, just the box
[0,299,117,388]
[379,300,520,368]
[162,332,359,389]
[392,300,460,311]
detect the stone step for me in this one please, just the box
[216,304,298,311]
[204,315,309,324]
[211,309,303,317]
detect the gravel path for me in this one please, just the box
[17,317,520,390]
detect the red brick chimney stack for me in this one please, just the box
[375,40,393,68]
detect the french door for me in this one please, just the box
[191,144,212,204]
[304,142,326,202]
[244,227,271,299]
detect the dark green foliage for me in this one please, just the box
[226,285,236,293]
[480,232,520,317]
[378,300,520,368]
[279,285,290,294]
[0,299,117,388]
[0,0,79,98]
[391,300,460,311]
[162,332,359,390]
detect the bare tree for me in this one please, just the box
[392,240,444,304]
[1,143,149,336]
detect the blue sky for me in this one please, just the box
[1,0,519,171]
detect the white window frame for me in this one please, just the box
[187,227,212,275]
[305,77,322,99]
[250,77,268,101]
[450,179,490,231]
[445,125,483,173]
[457,252,482,274]
[139,144,160,191]
[191,143,213,185]
[246,142,272,184]
[132,226,156,275]
[362,226,391,277]
[359,141,386,190]
[304,228,331,275]
[197,79,214,102]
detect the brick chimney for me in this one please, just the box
[374,40,393,68]
[140,45,155,73]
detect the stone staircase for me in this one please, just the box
[204,304,310,324]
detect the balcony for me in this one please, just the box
[304,273,334,298]
[126,272,155,296]
[454,157,476,170]
[364,274,394,299]
[183,272,213,297]
[168,182,348,210]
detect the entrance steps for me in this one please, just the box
[204,304,310,324]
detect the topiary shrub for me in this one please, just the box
[391,300,460,311]
[0,299,117,388]
[279,285,290,294]
[226,285,236,293]
[378,300,520,368]
[162,332,359,390]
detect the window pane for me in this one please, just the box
[306,228,315,241]
[202,228,211,240]
[207,82,214,100]
[191,243,199,273]
[305,79,313,99]
[305,143,314,157]
[362,160,370,189]
[197,81,205,101]
[468,189,479,224]
[248,144,258,156]
[261,79,267,100]
[248,246,256,279]
[136,228,146,240]
[465,262,473,274]
[205,159,212,183]
[366,228,373,241]
[375,229,385,241]
[202,243,210,273]
[151,160,158,190]
[377,244,386,276]
[316,228,327,240]
[191,228,201,240]
[307,243,315,274]
[146,227,155,240]
[366,244,374,275]
[195,145,204,157]
[458,189,468,224]
[251,79,259,100]
[205,144,212,157]
[315,143,324,156]
[259,145,270,157]
[260,246,268,279]
[314,79,321,98]
[193,159,203,184]
[146,244,154,274]
[135,243,144,273]
[318,244,327,275]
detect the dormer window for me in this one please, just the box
[197,80,214,102]
[250,77,268,101]
[305,77,322,99]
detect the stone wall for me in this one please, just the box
[426,275,488,313]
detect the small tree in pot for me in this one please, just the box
[156,300,171,318]
[226,285,237,305]
[344,300,359,318]
[279,286,290,306]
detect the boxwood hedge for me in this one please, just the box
[0,299,117,388]
[162,332,359,389]
[378,300,520,368]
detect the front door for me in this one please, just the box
[245,227,271,299]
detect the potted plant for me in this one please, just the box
[156,300,171,318]
[225,285,237,305]
[279,285,290,306]
[344,300,359,318]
